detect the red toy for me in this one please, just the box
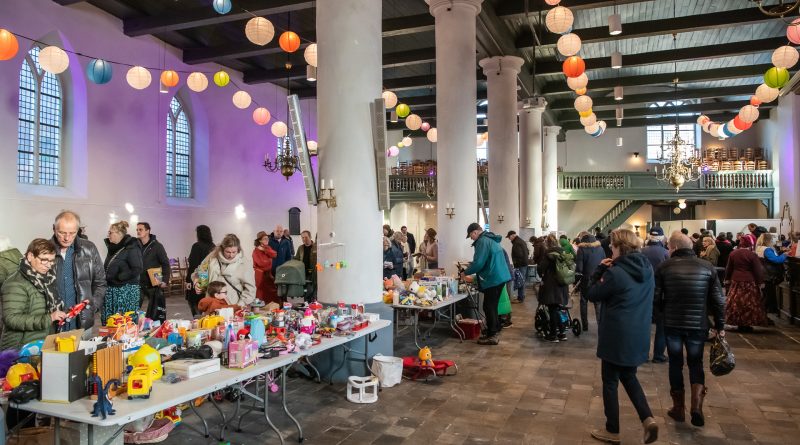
[401,356,458,381]
[60,299,90,326]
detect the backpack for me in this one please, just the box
[550,251,576,286]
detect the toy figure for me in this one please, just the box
[300,308,316,335]
[418,346,434,368]
[237,327,251,340]
[90,376,121,419]
[59,299,90,327]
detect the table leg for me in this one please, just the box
[237,377,262,432]
[208,395,228,441]
[219,384,242,441]
[101,426,125,445]
[413,311,421,349]
[54,417,60,445]
[281,365,304,443]
[88,424,94,445]
[450,303,465,341]
[263,370,286,445]
[301,356,322,383]
[329,345,351,385]
[187,398,211,438]
[421,309,438,340]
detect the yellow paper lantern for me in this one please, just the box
[382,91,398,109]
[567,73,588,91]
[126,66,152,90]
[232,90,252,109]
[253,107,271,125]
[397,142,405,148]
[271,121,288,137]
[574,95,593,112]
[213,70,230,87]
[160,70,179,88]
[578,109,593,118]
[186,72,208,92]
[304,43,318,67]
[0,29,19,61]
[545,6,573,34]
[556,33,581,57]
[426,128,437,143]
[396,103,410,118]
[245,17,275,46]
[39,46,69,74]
[755,83,779,104]
[405,114,422,130]
[575,87,587,95]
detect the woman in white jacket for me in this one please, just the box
[192,234,256,306]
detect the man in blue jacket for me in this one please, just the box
[461,223,512,345]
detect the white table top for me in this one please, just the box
[18,319,392,427]
[391,293,468,311]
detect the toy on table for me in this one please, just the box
[0,349,20,378]
[418,346,434,367]
[55,335,77,353]
[295,333,312,350]
[228,339,258,369]
[127,365,153,399]
[2,363,38,391]
[247,317,266,345]
[199,314,225,330]
[236,327,251,340]
[127,344,163,381]
[90,376,121,419]
[92,344,125,399]
[299,308,316,335]
[59,299,90,327]
[18,341,43,364]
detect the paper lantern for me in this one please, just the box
[160,70,179,88]
[598,121,607,131]
[562,56,585,78]
[733,116,752,131]
[126,66,151,90]
[382,91,398,109]
[574,95,593,112]
[421,122,431,132]
[187,72,208,92]
[213,70,230,87]
[702,121,713,133]
[232,90,252,109]
[396,103,410,118]
[245,17,274,46]
[726,120,743,135]
[0,29,19,61]
[772,45,799,69]
[427,128,437,143]
[787,18,800,44]
[253,107,271,125]
[545,6,573,34]
[271,121,288,138]
[567,73,588,90]
[397,141,405,148]
[545,0,561,5]
[738,105,759,123]
[578,109,593,118]
[213,0,232,14]
[86,59,112,85]
[720,124,734,138]
[764,67,790,89]
[755,83,779,103]
[556,33,581,57]
[585,122,600,134]
[304,43,318,67]
[482,132,489,141]
[402,136,413,147]
[39,46,69,74]
[709,124,720,138]
[307,140,318,154]
[575,87,587,95]
[580,113,597,127]
[279,31,301,53]
[750,96,762,107]
[696,115,709,125]
[405,114,422,130]
[388,146,399,157]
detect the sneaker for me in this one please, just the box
[502,320,513,328]
[477,335,499,345]
[642,417,658,444]
[590,429,620,444]
[543,335,559,343]
[558,334,568,342]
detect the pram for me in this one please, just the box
[534,303,582,338]
[274,259,309,300]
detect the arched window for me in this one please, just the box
[166,96,192,198]
[17,46,63,185]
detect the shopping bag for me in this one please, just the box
[513,269,525,290]
[371,354,402,387]
[498,285,512,315]
[709,335,735,376]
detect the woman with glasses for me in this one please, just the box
[192,234,256,307]
[102,221,143,321]
[1,239,67,350]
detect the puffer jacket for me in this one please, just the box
[0,248,23,286]
[654,248,725,331]
[51,236,106,329]
[464,231,512,290]
[510,236,529,268]
[0,269,54,350]
[104,235,143,287]
[138,235,170,288]
[575,236,605,291]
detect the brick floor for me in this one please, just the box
[159,290,800,444]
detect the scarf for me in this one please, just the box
[19,258,60,312]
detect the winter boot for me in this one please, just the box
[642,417,658,444]
[667,389,685,422]
[690,384,707,426]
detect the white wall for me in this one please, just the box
[762,95,800,218]
[559,127,650,172]
[0,0,315,259]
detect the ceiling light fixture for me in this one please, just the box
[614,85,623,100]
[306,65,317,82]
[611,51,622,69]
[608,11,622,35]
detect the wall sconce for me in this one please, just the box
[497,212,505,223]
[634,224,640,235]
[445,203,455,219]
[633,152,640,158]
[318,179,337,208]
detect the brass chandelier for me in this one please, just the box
[263,136,300,180]
[653,126,701,192]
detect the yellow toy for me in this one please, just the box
[2,363,39,391]
[55,336,77,352]
[418,346,434,368]
[199,315,225,330]
[127,344,163,381]
[127,365,152,399]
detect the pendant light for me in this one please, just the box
[611,51,622,69]
[306,65,317,82]
[609,2,622,35]
[614,85,623,100]
[616,137,624,147]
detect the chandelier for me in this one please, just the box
[751,0,800,18]
[263,136,300,180]
[654,125,702,192]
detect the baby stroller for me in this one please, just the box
[275,260,308,300]
[534,303,582,338]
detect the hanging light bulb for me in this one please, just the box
[616,137,624,147]
[608,13,622,35]
[616,118,623,127]
[615,106,624,120]
[390,110,398,123]
[611,51,622,69]
[614,85,624,100]
[306,65,317,82]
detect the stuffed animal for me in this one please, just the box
[418,346,434,368]
[0,349,20,378]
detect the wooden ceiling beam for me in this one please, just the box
[496,0,653,19]
[559,100,772,123]
[547,85,760,110]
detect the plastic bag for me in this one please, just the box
[371,354,402,387]
[498,285,512,315]
[709,335,735,376]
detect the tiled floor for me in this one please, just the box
[160,290,800,444]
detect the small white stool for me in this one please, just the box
[346,376,379,404]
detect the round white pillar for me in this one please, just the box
[480,55,523,246]
[317,0,383,304]
[542,125,560,233]
[519,102,546,234]
[429,0,483,274]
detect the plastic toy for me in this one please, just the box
[248,317,266,345]
[3,363,39,391]
[18,341,43,363]
[228,340,258,369]
[402,356,459,381]
[156,406,182,425]
[90,376,121,419]
[55,335,77,352]
[60,299,90,326]
[418,346,434,367]
[236,327,251,340]
[127,365,153,399]
[295,333,312,350]
[199,315,225,330]
[92,344,125,399]
[0,349,20,378]
[127,344,163,381]
[300,308,316,335]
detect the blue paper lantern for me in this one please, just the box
[213,0,232,14]
[86,59,112,85]
[720,125,733,138]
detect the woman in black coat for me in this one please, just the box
[587,229,658,444]
[537,234,569,342]
[185,225,214,316]
[575,232,606,330]
[103,221,143,321]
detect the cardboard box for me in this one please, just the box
[40,329,101,403]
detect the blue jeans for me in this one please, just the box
[601,360,653,434]
[652,314,667,361]
[665,328,706,390]
[515,266,528,301]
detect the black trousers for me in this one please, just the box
[482,284,504,336]
[601,360,653,434]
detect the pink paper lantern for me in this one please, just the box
[788,18,800,45]
[421,122,431,132]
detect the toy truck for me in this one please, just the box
[127,365,152,399]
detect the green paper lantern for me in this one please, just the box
[396,103,410,118]
[764,67,790,89]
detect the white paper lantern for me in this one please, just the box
[126,66,152,90]
[382,91,398,109]
[556,33,581,57]
[427,128,437,143]
[245,17,275,46]
[772,45,799,69]
[580,113,597,127]
[271,121,288,137]
[186,72,208,92]
[567,73,588,90]
[39,46,69,74]
[702,121,713,133]
[304,43,318,67]
[574,95,593,112]
[738,105,759,123]
[545,6,573,34]
[402,136,413,147]
[709,123,720,138]
[405,114,422,131]
[232,90,252,109]
[585,122,600,134]
[696,114,709,125]
[545,0,561,5]
[476,134,484,147]
[307,140,318,154]
[598,121,607,131]
[755,83,780,103]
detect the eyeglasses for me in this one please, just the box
[36,257,55,265]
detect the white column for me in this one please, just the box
[317,0,382,305]
[429,0,483,274]
[518,101,546,234]
[480,56,523,246]
[542,125,560,233]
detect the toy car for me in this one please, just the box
[127,365,152,399]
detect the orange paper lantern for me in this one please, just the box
[562,56,585,78]
[732,116,752,131]
[160,70,179,88]
[0,29,19,61]
[253,107,271,126]
[749,96,761,107]
[575,87,587,95]
[279,31,301,53]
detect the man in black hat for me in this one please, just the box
[506,231,530,303]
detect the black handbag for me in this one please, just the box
[709,336,735,376]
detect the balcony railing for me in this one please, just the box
[557,171,773,191]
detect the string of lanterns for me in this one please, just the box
[544,1,608,138]
[382,90,438,158]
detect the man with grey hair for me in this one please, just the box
[642,226,669,363]
[51,210,106,330]
[269,224,293,276]
[654,231,725,428]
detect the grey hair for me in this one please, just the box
[54,210,81,226]
[668,231,694,250]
